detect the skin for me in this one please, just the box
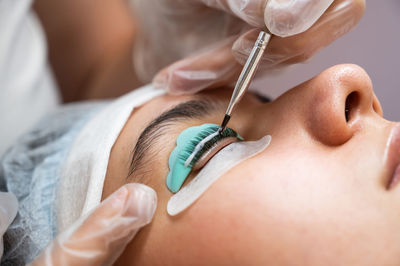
[34,0,142,101]
[101,64,400,265]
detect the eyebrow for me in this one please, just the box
[127,98,222,180]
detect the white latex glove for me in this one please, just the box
[0,192,18,260]
[29,183,157,266]
[130,0,365,94]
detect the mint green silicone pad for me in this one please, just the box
[166,124,240,193]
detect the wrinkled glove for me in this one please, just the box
[29,183,157,266]
[130,0,365,94]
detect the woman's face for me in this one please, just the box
[104,64,400,265]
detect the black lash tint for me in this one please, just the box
[179,125,242,168]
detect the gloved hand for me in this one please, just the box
[29,183,157,266]
[0,192,18,260]
[130,0,365,94]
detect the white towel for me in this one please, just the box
[57,85,165,232]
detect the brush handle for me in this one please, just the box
[225,31,271,116]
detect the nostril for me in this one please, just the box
[344,92,360,122]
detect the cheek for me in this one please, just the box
[180,146,392,264]
[141,137,400,265]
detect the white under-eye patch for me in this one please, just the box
[167,135,271,216]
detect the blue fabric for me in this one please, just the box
[0,101,107,266]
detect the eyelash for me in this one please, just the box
[179,127,242,169]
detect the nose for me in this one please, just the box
[303,64,382,146]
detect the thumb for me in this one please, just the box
[265,0,334,37]
[153,37,241,95]
[29,183,157,266]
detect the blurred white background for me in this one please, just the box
[257,0,400,120]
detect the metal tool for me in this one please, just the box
[219,31,271,133]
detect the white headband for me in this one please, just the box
[57,85,165,231]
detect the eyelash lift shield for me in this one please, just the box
[166,124,242,193]
[219,31,271,133]
[168,135,271,216]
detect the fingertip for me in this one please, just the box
[349,0,366,21]
[153,71,168,91]
[125,183,157,201]
[0,192,18,234]
[154,69,215,95]
[123,183,157,225]
[264,0,334,37]
[153,66,206,95]
[235,0,266,28]
[264,5,303,37]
